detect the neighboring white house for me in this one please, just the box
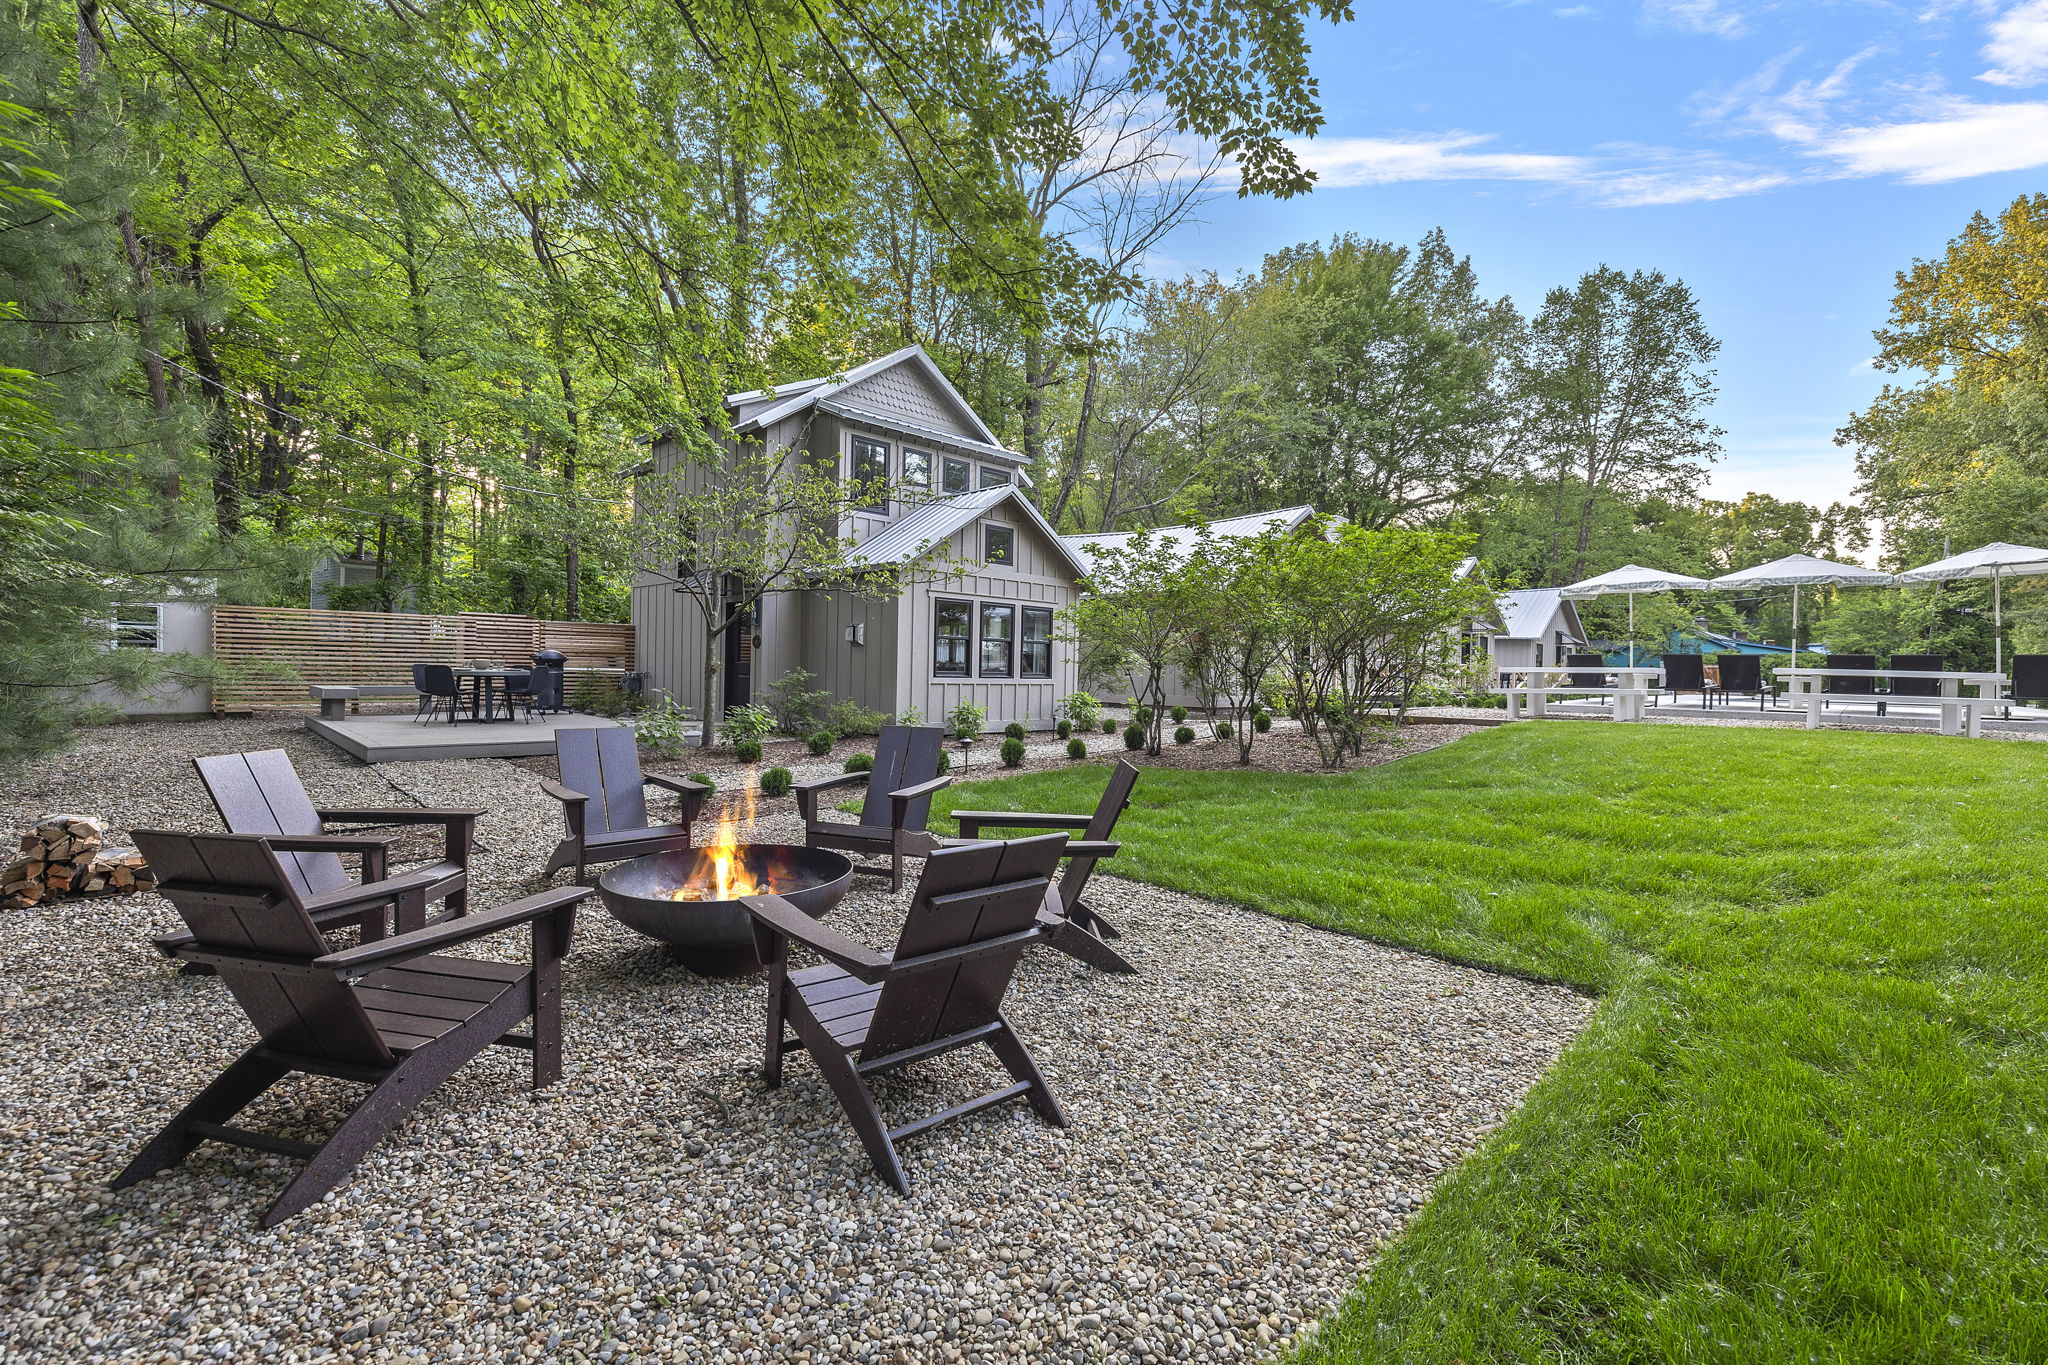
[1486,587,1587,671]
[87,599,214,717]
[629,346,1088,731]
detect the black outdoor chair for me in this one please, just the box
[1659,653,1713,707]
[415,664,461,725]
[1714,654,1773,711]
[1887,653,1945,703]
[794,725,949,893]
[2011,655,2048,712]
[1563,652,1612,702]
[541,726,710,882]
[501,668,536,723]
[1824,653,1881,713]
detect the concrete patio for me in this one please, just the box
[304,709,637,762]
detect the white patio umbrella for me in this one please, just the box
[1559,564,1714,666]
[1708,553,1894,670]
[1895,542,2048,675]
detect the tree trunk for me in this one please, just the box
[1048,351,1099,529]
[559,365,582,620]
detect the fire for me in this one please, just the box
[668,776,765,901]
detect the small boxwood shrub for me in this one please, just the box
[1056,719,1072,739]
[733,738,764,764]
[936,750,952,775]
[1065,737,1087,759]
[1253,711,1272,733]
[1003,721,1026,741]
[1101,718,1117,734]
[1000,737,1026,768]
[806,730,834,756]
[844,752,873,773]
[1215,721,1233,740]
[1170,705,1188,723]
[758,766,793,798]
[1135,705,1153,726]
[1123,722,1145,750]
[1174,725,1195,745]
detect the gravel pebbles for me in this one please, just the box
[1,717,1592,1364]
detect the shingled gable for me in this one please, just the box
[732,345,1011,454]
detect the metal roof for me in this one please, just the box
[1064,505,1319,563]
[1494,587,1585,642]
[850,486,1090,578]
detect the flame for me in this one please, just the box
[668,777,766,901]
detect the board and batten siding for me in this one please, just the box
[898,511,1077,731]
[798,589,901,716]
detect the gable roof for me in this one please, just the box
[1063,505,1319,564]
[733,345,1011,453]
[850,485,1090,579]
[1495,587,1585,643]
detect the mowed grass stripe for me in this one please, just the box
[931,724,2048,1363]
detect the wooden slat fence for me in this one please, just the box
[211,606,634,710]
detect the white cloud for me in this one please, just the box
[1644,0,1750,39]
[1585,152,1794,204]
[1980,0,2048,87]
[1807,96,2048,180]
[1554,5,1598,18]
[1288,134,1591,187]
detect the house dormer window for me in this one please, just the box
[851,436,890,513]
[983,525,1014,566]
[902,448,931,489]
[942,455,971,494]
[979,466,1011,489]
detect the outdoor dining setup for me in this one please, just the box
[412,649,569,725]
[1496,542,2048,737]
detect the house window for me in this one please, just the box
[851,436,890,513]
[902,448,932,488]
[934,599,971,677]
[979,603,1014,678]
[979,466,1011,489]
[1021,607,1053,678]
[983,525,1015,566]
[112,605,162,650]
[942,455,971,493]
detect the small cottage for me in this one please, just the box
[1486,587,1587,671]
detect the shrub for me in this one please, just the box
[936,750,952,775]
[1123,722,1145,750]
[947,697,987,743]
[824,698,887,738]
[685,772,713,793]
[844,752,873,773]
[1215,721,1233,740]
[1101,718,1117,734]
[764,668,829,735]
[1170,705,1188,723]
[1003,721,1026,741]
[1135,705,1153,726]
[758,766,793,798]
[897,705,923,726]
[1174,725,1195,745]
[1055,719,1072,739]
[718,703,776,747]
[733,738,764,764]
[806,730,834,756]
[1253,711,1272,733]
[1000,737,1026,768]
[1053,691,1102,733]
[633,696,695,759]
[1066,737,1087,760]
[570,670,633,717]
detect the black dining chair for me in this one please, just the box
[502,669,537,723]
[1823,654,1880,713]
[1714,654,1772,710]
[1659,653,1713,707]
[1565,652,1610,688]
[416,664,461,725]
[1887,653,1944,705]
[2010,655,2048,716]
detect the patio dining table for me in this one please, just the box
[1777,666,2006,738]
[1499,666,1665,722]
[450,667,524,724]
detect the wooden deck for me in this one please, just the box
[304,711,652,763]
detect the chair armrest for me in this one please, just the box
[540,780,589,806]
[645,774,711,824]
[795,771,868,823]
[264,832,406,853]
[1063,840,1120,859]
[952,810,1093,837]
[299,865,448,917]
[741,893,891,982]
[315,807,486,825]
[316,886,593,978]
[887,775,951,832]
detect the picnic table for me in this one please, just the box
[1498,666,1664,722]
[1777,667,2006,738]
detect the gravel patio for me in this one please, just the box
[1,717,1591,1364]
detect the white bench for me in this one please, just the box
[308,684,419,720]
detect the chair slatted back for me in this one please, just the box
[1826,654,1877,695]
[1716,654,1762,692]
[556,727,648,836]
[860,835,1065,1063]
[1083,761,1140,841]
[1566,653,1607,688]
[859,726,945,830]
[1888,653,1944,697]
[132,830,393,1067]
[195,750,350,900]
[2013,654,2048,704]
[1661,654,1706,690]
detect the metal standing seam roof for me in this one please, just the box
[1494,587,1584,642]
[848,486,1091,578]
[1062,505,1320,563]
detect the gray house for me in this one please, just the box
[629,347,1087,730]
[1487,587,1586,670]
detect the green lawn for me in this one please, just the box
[931,724,2048,1363]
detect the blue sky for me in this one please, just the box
[1158,0,2048,510]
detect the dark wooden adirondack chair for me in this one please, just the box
[541,726,710,881]
[944,759,1140,975]
[163,750,481,965]
[117,829,589,1227]
[793,724,948,892]
[743,834,1069,1193]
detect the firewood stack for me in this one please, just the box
[1,814,158,909]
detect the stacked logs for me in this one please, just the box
[1,814,157,909]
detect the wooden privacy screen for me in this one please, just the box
[211,607,634,711]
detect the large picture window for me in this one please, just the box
[902,448,932,488]
[942,455,971,493]
[1021,607,1053,678]
[851,436,890,513]
[983,525,1014,566]
[979,603,1015,678]
[934,599,971,677]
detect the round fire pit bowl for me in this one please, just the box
[595,843,853,975]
